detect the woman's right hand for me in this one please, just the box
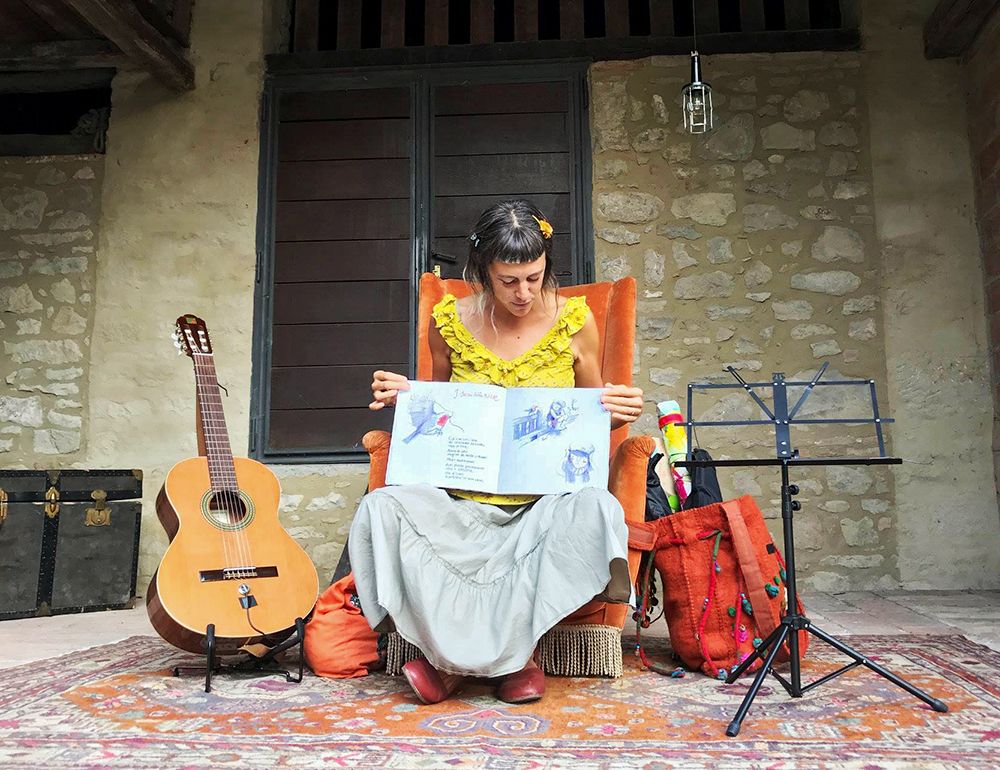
[370,370,409,410]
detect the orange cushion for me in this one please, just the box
[303,574,380,678]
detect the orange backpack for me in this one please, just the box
[634,495,808,678]
[303,573,381,678]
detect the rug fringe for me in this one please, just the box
[385,624,623,678]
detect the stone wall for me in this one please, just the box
[966,8,1000,500]
[590,53,897,592]
[1,156,101,463]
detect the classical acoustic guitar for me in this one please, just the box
[147,314,318,655]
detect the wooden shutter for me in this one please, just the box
[267,86,412,454]
[430,80,576,282]
[256,65,590,460]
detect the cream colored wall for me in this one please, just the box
[84,0,368,588]
[861,0,1000,588]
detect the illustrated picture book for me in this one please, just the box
[385,381,611,495]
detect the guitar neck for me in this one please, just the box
[192,351,238,491]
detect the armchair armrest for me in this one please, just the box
[608,434,656,581]
[609,434,655,525]
[362,430,391,491]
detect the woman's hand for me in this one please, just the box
[601,382,645,429]
[370,370,410,410]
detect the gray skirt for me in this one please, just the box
[348,484,631,677]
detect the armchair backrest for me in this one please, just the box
[414,272,637,456]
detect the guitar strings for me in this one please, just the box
[205,349,253,579]
[194,349,253,578]
[192,350,237,574]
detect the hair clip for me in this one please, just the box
[532,215,553,239]
[469,232,480,248]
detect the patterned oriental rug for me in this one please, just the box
[0,634,996,769]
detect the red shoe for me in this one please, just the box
[496,660,546,704]
[401,659,462,705]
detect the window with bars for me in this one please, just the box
[252,63,591,461]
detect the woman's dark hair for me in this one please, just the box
[464,199,557,296]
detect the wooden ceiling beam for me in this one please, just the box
[925,0,1000,58]
[25,0,96,38]
[0,39,124,71]
[61,0,193,90]
[0,67,115,93]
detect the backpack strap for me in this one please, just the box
[627,520,656,551]
[720,499,778,641]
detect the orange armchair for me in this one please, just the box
[363,273,655,677]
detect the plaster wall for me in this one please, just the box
[965,7,1000,506]
[862,0,1000,587]
[82,0,366,587]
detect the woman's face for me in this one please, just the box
[487,252,547,318]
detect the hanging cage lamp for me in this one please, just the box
[682,50,714,134]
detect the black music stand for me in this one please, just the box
[675,363,948,737]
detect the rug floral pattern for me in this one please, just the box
[0,634,996,769]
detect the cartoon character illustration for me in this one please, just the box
[516,399,580,445]
[562,444,596,483]
[512,403,543,441]
[404,393,463,443]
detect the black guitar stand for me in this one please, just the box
[172,617,307,693]
[675,364,948,737]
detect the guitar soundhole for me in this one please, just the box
[207,491,248,526]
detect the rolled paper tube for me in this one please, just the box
[651,436,680,512]
[657,400,691,504]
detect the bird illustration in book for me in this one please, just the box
[404,392,463,443]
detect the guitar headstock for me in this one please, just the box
[173,314,213,357]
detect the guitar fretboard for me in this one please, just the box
[192,351,238,492]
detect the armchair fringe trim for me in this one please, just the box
[384,624,623,678]
[385,633,424,675]
[537,624,623,678]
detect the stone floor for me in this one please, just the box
[0,590,997,669]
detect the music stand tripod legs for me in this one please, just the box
[721,462,947,737]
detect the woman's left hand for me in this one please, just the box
[601,382,645,428]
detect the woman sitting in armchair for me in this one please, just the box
[349,199,644,705]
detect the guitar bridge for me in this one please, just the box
[199,566,279,582]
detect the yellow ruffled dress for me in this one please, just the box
[431,293,590,506]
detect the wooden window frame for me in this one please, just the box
[251,60,594,463]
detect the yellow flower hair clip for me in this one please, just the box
[532,215,553,239]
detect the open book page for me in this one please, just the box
[497,387,610,495]
[386,381,505,491]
